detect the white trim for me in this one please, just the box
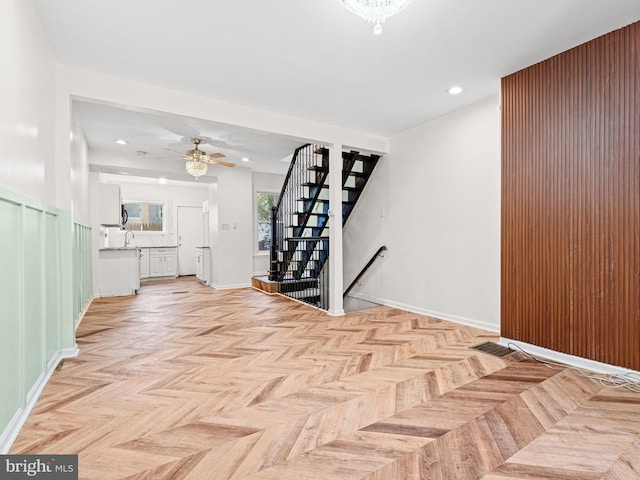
[0,347,79,454]
[498,337,640,376]
[346,291,384,305]
[209,282,252,291]
[75,297,94,330]
[275,293,330,314]
[0,408,24,454]
[328,308,345,316]
[383,300,500,333]
[25,372,47,405]
[61,346,80,359]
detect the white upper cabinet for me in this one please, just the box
[99,184,121,226]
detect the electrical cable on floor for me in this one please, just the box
[507,342,640,393]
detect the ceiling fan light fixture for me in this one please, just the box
[186,160,207,178]
[341,0,414,34]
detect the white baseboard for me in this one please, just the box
[345,291,383,305]
[383,299,500,333]
[0,408,24,455]
[61,345,80,359]
[0,347,79,454]
[75,298,94,330]
[209,282,252,291]
[274,293,332,314]
[499,337,640,376]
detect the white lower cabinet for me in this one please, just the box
[195,247,210,284]
[147,247,178,279]
[99,248,140,297]
[139,248,150,279]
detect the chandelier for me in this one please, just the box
[341,0,414,34]
[185,159,207,178]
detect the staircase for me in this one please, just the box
[269,143,380,309]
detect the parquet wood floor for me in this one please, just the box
[11,278,640,479]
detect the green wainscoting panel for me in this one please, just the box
[73,222,93,322]
[57,210,75,353]
[0,186,91,453]
[0,199,24,434]
[45,213,60,364]
[23,207,45,398]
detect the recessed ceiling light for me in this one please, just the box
[447,85,463,95]
[115,139,128,145]
[136,150,147,156]
[241,157,250,162]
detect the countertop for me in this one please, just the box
[100,245,178,251]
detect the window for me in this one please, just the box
[122,202,165,232]
[257,192,279,251]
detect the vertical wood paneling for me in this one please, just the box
[502,21,640,371]
[72,222,93,322]
[0,199,23,431]
[0,186,87,452]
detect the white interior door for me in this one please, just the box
[177,206,204,276]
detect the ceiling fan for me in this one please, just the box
[165,138,235,177]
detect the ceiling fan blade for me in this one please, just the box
[205,152,226,159]
[204,158,236,168]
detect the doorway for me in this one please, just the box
[177,206,205,276]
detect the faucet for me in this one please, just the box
[124,231,134,247]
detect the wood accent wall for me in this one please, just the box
[501,21,640,371]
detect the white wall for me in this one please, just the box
[70,116,91,224]
[209,167,254,288]
[252,172,285,275]
[343,155,390,302]
[0,0,55,203]
[345,97,501,331]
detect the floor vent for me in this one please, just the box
[172,291,188,294]
[470,341,515,358]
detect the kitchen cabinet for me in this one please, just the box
[98,248,140,297]
[99,183,122,226]
[139,248,150,279]
[195,247,210,284]
[149,247,177,278]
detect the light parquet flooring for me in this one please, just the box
[11,278,640,479]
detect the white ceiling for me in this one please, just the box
[72,99,306,180]
[34,0,640,180]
